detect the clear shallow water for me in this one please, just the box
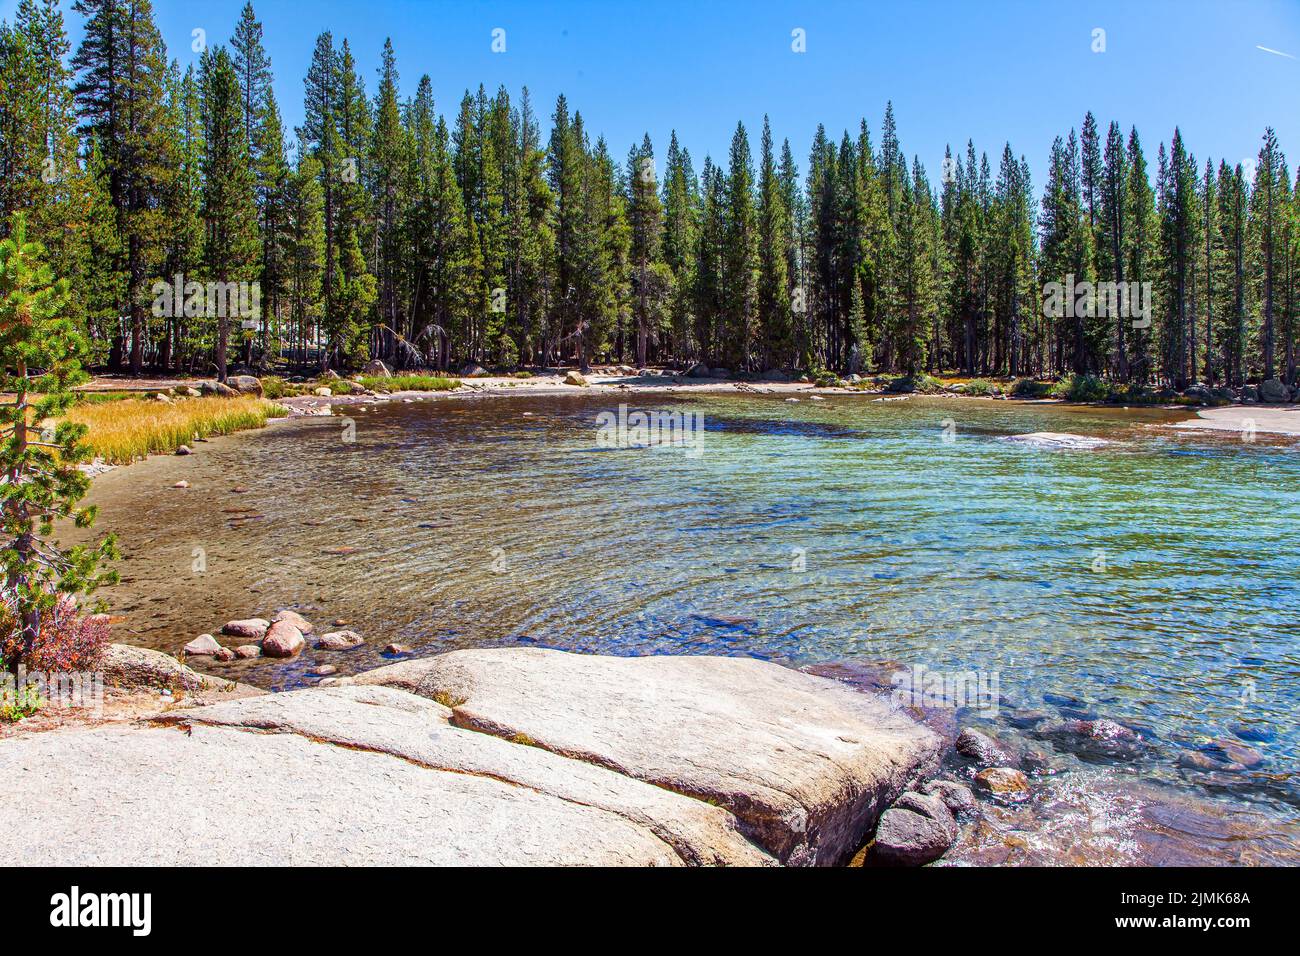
[73,392,1300,827]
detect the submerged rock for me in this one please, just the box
[974,767,1030,795]
[272,609,315,635]
[221,618,269,639]
[315,630,363,651]
[870,791,959,866]
[353,647,941,865]
[262,621,304,658]
[183,634,221,656]
[956,727,1016,767]
[922,779,977,814]
[1035,718,1151,763]
[1003,432,1110,449]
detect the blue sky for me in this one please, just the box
[10,0,1300,186]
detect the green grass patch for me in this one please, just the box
[359,374,461,393]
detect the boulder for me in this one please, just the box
[101,643,239,693]
[175,445,192,456]
[314,386,332,397]
[685,362,710,378]
[213,648,236,663]
[198,380,238,398]
[1003,432,1109,449]
[363,359,392,378]
[955,727,1015,767]
[1034,717,1150,763]
[315,630,364,651]
[227,375,263,397]
[973,767,1030,795]
[233,645,261,659]
[1259,377,1290,403]
[271,609,315,635]
[153,392,172,404]
[0,691,758,866]
[353,647,941,865]
[758,369,795,383]
[1241,385,1259,403]
[221,618,269,640]
[922,779,977,814]
[564,370,589,387]
[183,634,221,657]
[383,643,412,655]
[461,363,487,377]
[870,790,959,866]
[261,621,304,658]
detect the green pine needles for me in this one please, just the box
[0,213,117,672]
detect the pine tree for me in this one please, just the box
[1250,127,1286,381]
[756,117,792,369]
[230,1,271,155]
[201,47,260,379]
[370,38,409,360]
[72,0,176,375]
[284,151,325,359]
[255,88,289,361]
[626,134,664,367]
[721,121,757,370]
[0,214,117,670]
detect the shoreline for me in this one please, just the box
[38,371,1298,866]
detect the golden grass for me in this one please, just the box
[65,395,284,464]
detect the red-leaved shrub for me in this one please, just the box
[0,594,110,672]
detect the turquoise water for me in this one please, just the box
[82,391,1300,819]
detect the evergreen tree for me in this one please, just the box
[756,117,792,368]
[201,47,260,379]
[72,0,176,374]
[721,121,757,370]
[230,1,271,155]
[0,214,117,670]
[626,133,664,367]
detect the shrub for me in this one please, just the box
[963,378,999,396]
[0,593,110,674]
[496,333,520,369]
[1011,378,1053,398]
[1049,373,1109,403]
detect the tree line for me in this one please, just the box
[1,0,1295,388]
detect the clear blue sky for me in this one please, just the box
[12,0,1300,187]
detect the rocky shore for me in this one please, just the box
[2,643,953,866]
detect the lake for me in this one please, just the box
[73,391,1300,843]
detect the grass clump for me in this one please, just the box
[359,374,460,393]
[65,395,283,464]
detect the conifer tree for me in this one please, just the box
[0,214,117,670]
[201,47,260,379]
[72,0,176,375]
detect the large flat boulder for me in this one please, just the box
[0,728,672,866]
[161,685,769,866]
[354,648,941,864]
[0,685,762,866]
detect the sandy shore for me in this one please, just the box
[1171,403,1300,437]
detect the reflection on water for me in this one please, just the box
[69,392,1300,835]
